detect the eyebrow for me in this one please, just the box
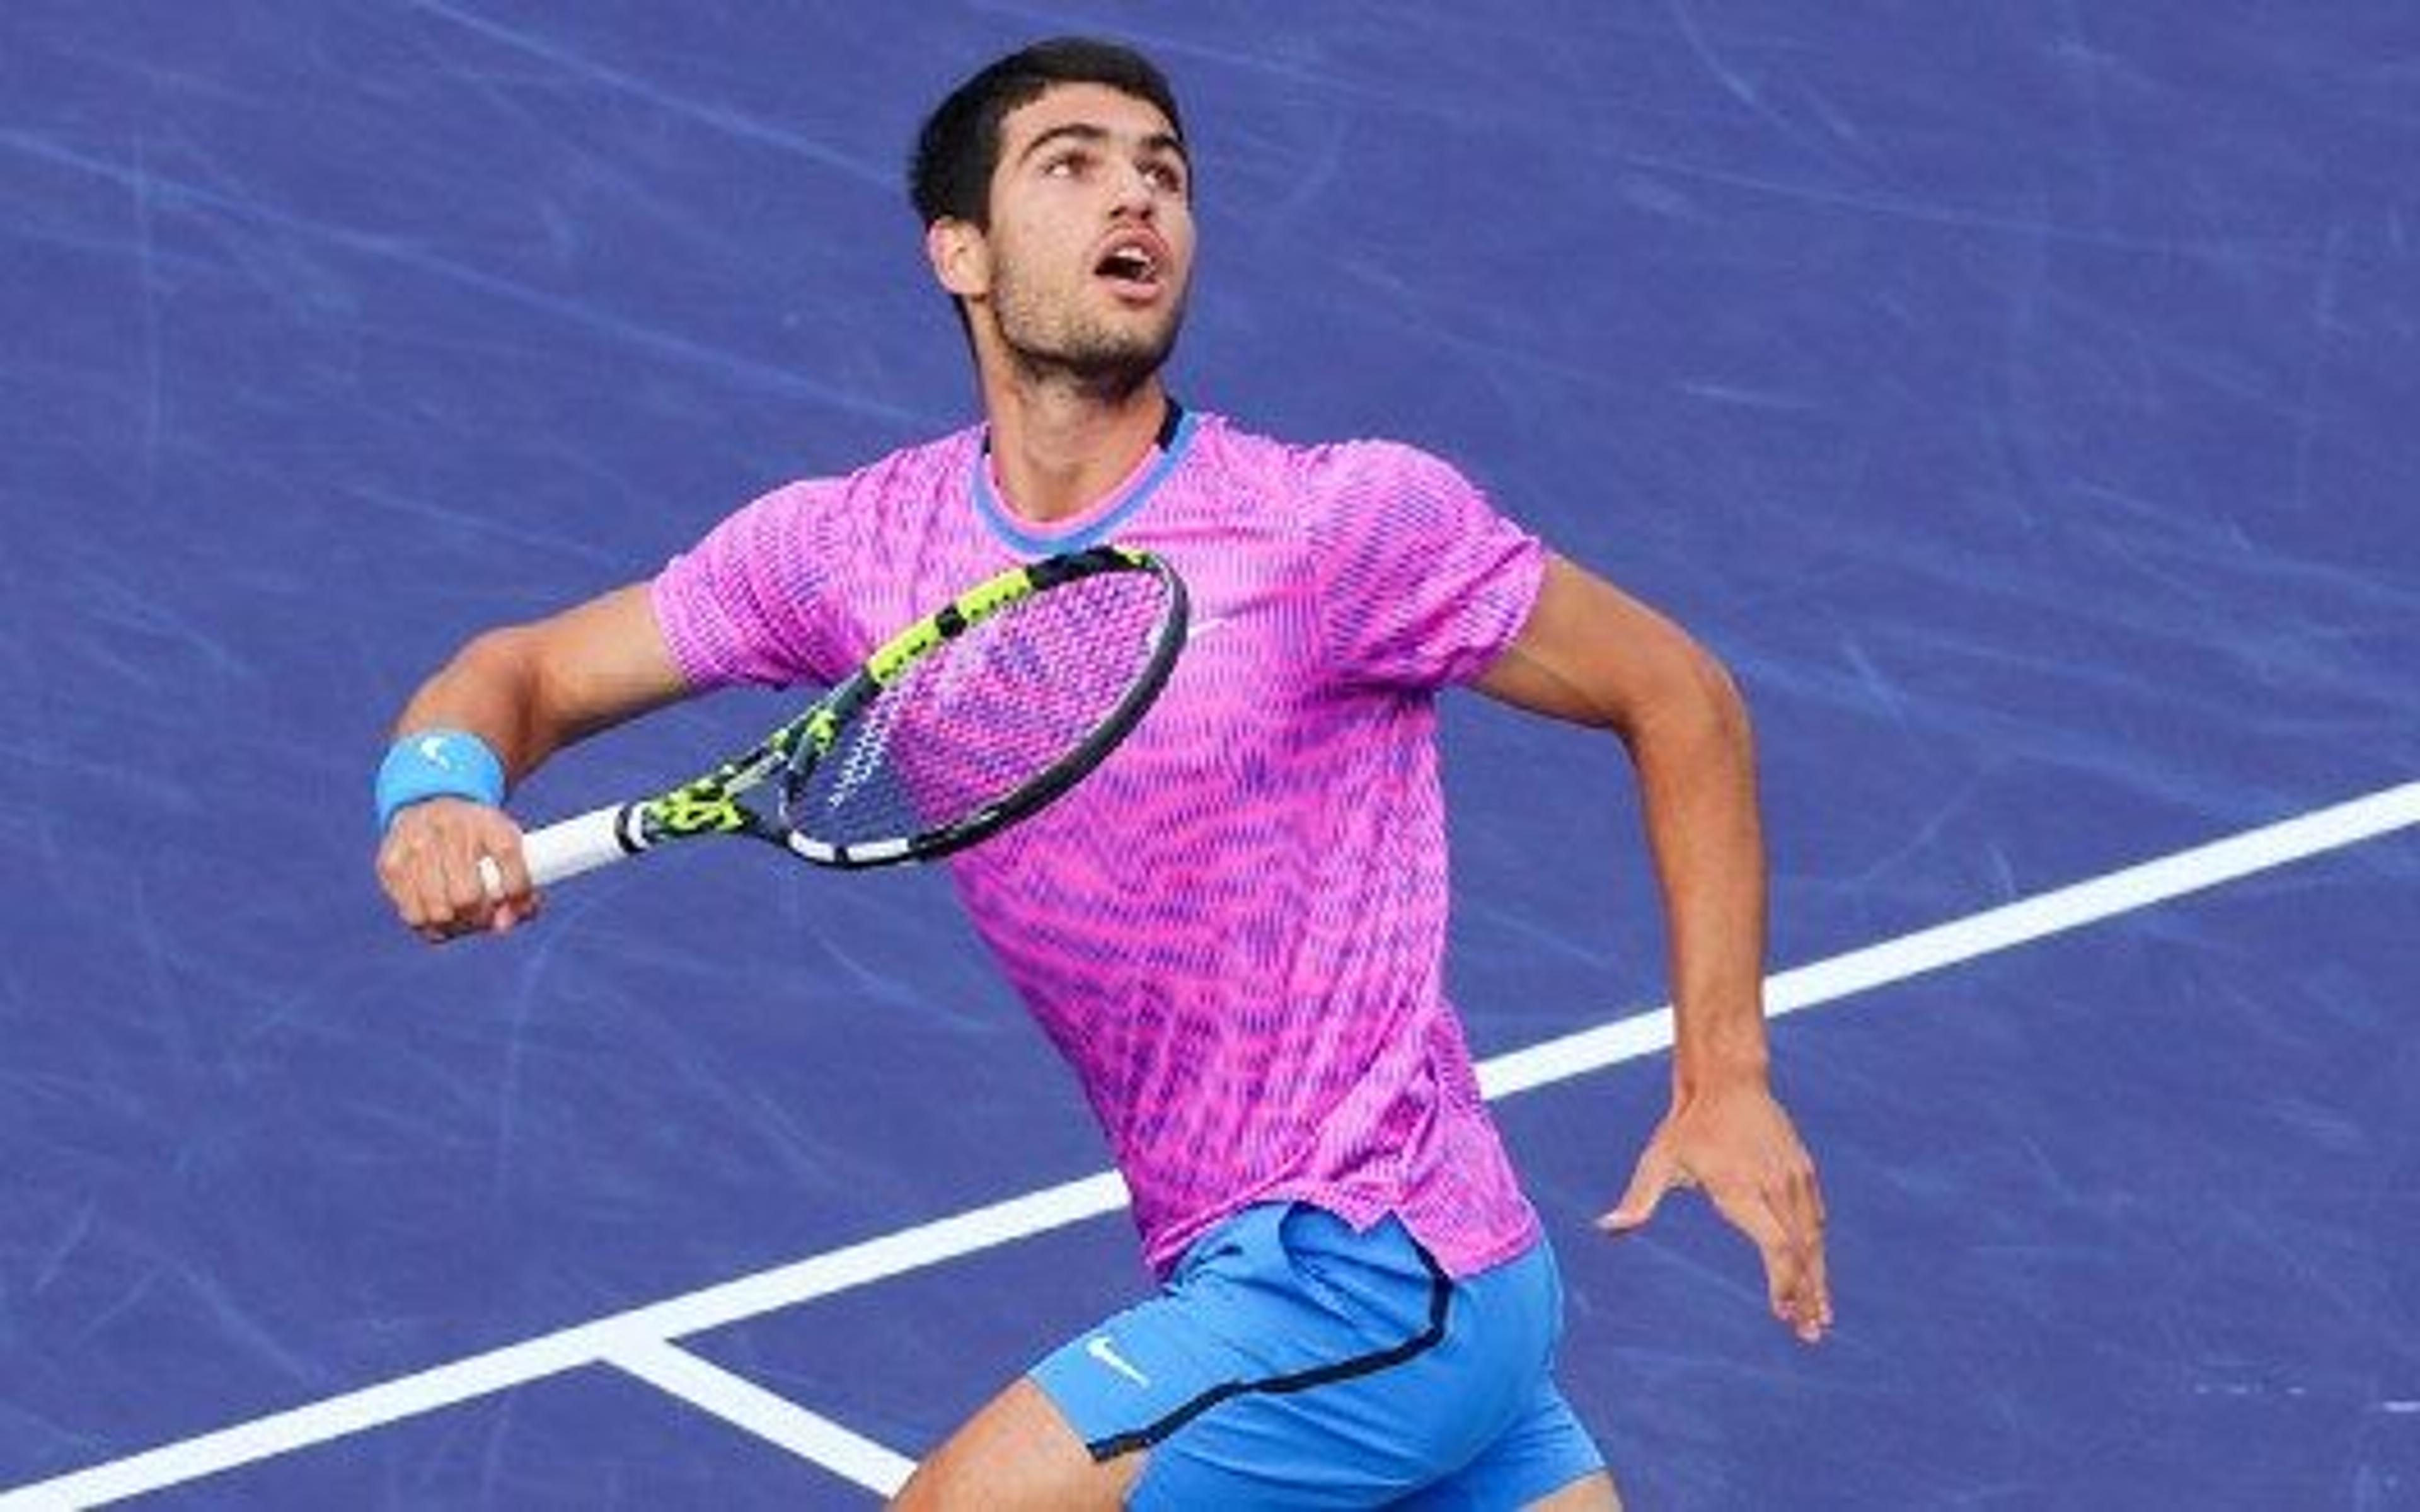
[1015,121,1189,169]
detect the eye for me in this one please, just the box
[1042,149,1089,180]
[1144,159,1189,196]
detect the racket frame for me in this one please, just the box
[502,544,1185,890]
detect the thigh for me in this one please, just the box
[890,1377,1143,1511]
[1528,1470,1624,1511]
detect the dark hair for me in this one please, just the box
[909,37,1185,229]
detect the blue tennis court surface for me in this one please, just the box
[4,4,2415,1506]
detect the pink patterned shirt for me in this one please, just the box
[652,410,1547,1278]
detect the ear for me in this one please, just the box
[926,218,991,301]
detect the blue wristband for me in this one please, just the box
[375,728,507,832]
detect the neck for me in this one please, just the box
[976,360,1171,524]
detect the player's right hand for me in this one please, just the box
[375,796,539,943]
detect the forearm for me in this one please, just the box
[1627,650,1772,1094]
[388,584,686,788]
[376,585,687,939]
[391,626,563,788]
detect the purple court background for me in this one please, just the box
[3,4,2416,1506]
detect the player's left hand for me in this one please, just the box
[1598,1076,1832,1343]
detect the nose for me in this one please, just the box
[1109,160,1158,219]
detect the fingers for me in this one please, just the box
[374,799,538,943]
[1705,1154,1831,1344]
[1596,1138,1689,1235]
[481,840,541,932]
[1721,1185,1828,1343]
[1773,1148,1831,1339]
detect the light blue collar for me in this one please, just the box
[970,402,1198,554]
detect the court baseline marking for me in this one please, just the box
[6,779,2412,1507]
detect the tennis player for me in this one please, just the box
[373,37,1828,1509]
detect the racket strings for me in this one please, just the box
[785,571,1170,846]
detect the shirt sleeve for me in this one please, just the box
[649,478,853,691]
[1298,440,1547,690]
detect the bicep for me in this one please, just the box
[521,581,693,746]
[1473,554,1738,735]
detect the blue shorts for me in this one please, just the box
[1030,1203,1605,1508]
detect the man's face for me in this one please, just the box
[952,82,1195,390]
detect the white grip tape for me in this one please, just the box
[477,805,632,897]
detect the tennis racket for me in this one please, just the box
[478,544,1186,895]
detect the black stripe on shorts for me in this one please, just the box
[1085,1242,1454,1462]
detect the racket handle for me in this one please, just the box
[478,805,637,897]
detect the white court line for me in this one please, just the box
[606,1339,915,1496]
[1479,779,2420,1097]
[0,1171,1129,1510]
[5,779,2413,1509]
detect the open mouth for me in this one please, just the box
[1094,239,1163,294]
